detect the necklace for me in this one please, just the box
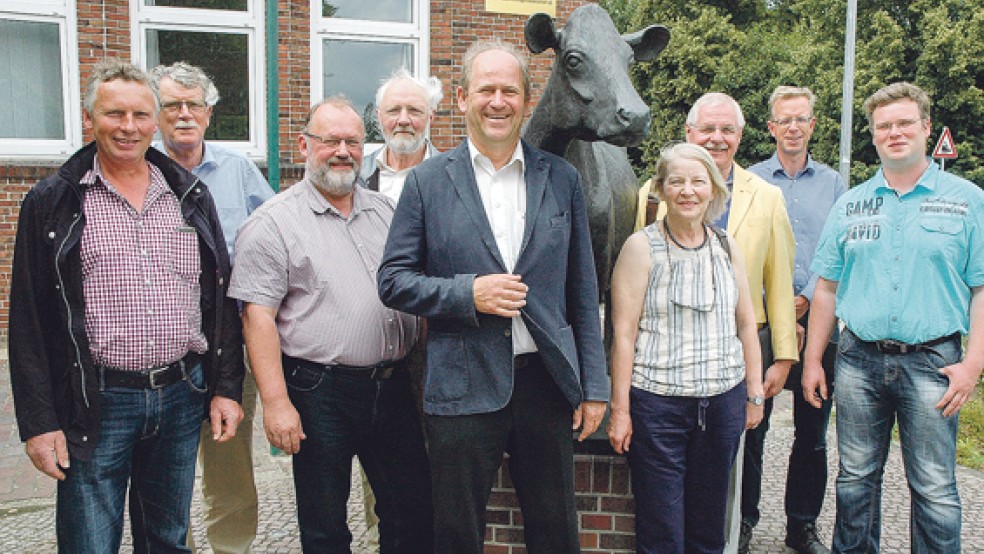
[663,219,708,251]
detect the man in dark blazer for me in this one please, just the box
[377,39,608,554]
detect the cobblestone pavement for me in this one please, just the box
[2,356,983,552]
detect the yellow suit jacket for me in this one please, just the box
[635,163,798,361]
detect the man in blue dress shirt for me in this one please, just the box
[743,86,845,554]
[804,82,984,553]
[151,61,275,554]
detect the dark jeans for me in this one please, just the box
[426,354,578,554]
[57,362,207,553]
[284,357,433,553]
[741,321,836,530]
[628,382,747,554]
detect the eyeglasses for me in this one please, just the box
[692,124,739,137]
[161,100,208,114]
[303,132,363,150]
[771,116,813,128]
[872,118,923,134]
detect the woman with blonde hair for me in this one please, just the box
[608,142,764,553]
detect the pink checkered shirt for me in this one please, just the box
[79,155,207,370]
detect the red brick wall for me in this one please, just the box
[486,454,636,553]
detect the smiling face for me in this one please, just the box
[685,102,742,177]
[157,76,212,156]
[300,102,365,197]
[378,79,431,156]
[457,49,529,157]
[660,157,713,223]
[870,98,931,172]
[83,78,158,168]
[768,95,815,160]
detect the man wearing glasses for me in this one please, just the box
[229,97,432,552]
[743,86,846,554]
[150,62,274,554]
[804,82,983,553]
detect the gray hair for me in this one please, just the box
[652,142,730,224]
[461,38,531,100]
[374,68,443,113]
[149,61,221,107]
[84,59,158,113]
[303,95,364,135]
[686,92,746,129]
[768,85,816,116]
[863,81,931,126]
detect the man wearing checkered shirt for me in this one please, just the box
[7,59,244,553]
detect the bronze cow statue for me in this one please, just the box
[524,5,669,304]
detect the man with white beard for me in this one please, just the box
[361,69,442,202]
[229,97,433,552]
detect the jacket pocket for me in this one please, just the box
[425,332,469,402]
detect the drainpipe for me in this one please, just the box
[266,0,280,191]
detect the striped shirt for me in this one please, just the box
[632,224,745,397]
[228,179,417,366]
[80,155,207,370]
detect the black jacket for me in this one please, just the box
[8,142,244,460]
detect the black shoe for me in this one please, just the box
[738,520,753,554]
[785,522,830,554]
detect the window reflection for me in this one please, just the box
[146,29,250,141]
[145,0,247,12]
[322,40,413,143]
[322,0,412,23]
[0,19,65,139]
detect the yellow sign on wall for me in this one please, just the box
[486,0,556,17]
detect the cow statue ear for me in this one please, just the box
[624,25,670,62]
[525,12,559,54]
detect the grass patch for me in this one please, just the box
[956,382,984,471]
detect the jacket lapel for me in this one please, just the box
[519,141,547,260]
[727,165,756,236]
[446,142,507,271]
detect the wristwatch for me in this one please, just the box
[747,395,765,406]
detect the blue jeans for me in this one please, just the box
[57,362,207,553]
[284,358,432,553]
[832,330,962,554]
[628,382,746,554]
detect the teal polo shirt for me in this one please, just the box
[812,161,984,344]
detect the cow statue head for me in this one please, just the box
[525,4,669,151]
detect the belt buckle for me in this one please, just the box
[148,366,170,389]
[879,340,909,354]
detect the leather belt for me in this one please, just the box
[514,352,541,369]
[285,355,405,380]
[99,352,201,389]
[854,331,959,355]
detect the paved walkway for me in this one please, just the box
[2,355,983,552]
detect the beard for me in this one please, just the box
[384,122,429,156]
[308,156,359,197]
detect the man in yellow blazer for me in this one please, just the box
[636,92,797,554]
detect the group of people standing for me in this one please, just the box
[614,82,981,554]
[6,32,980,554]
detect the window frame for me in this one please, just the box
[0,0,81,160]
[310,0,430,150]
[131,0,266,160]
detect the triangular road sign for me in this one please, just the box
[933,126,958,159]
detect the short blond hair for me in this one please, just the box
[652,143,730,224]
[863,82,931,126]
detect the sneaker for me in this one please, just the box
[738,520,753,554]
[785,522,830,554]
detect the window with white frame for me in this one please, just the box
[0,0,81,159]
[313,0,429,143]
[133,0,265,158]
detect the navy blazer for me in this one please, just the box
[378,140,609,416]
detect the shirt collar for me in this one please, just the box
[302,177,373,218]
[197,142,218,172]
[467,138,525,175]
[873,158,938,195]
[765,152,816,179]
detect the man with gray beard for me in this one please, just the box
[361,68,442,202]
[228,97,433,552]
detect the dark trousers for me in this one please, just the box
[629,382,747,554]
[284,357,433,553]
[426,354,578,554]
[741,317,837,530]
